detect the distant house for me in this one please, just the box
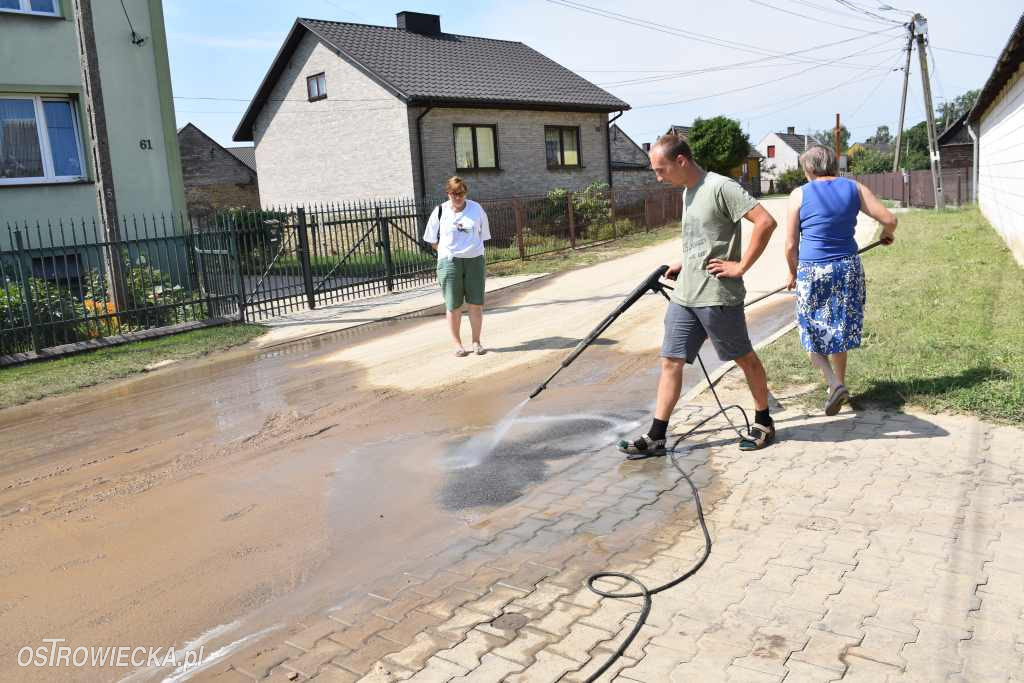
[756,127,822,180]
[936,112,973,172]
[0,0,185,246]
[969,12,1024,265]
[609,124,660,190]
[666,125,762,196]
[177,123,259,217]
[233,12,630,205]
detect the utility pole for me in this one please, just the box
[891,19,915,172]
[73,0,126,309]
[914,13,944,210]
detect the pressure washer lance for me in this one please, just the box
[526,240,884,682]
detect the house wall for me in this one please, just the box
[977,60,1024,265]
[612,168,662,191]
[178,127,259,215]
[0,0,185,244]
[757,133,799,179]
[413,107,610,201]
[940,142,974,170]
[252,32,414,206]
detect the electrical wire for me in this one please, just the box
[545,0,901,69]
[930,46,997,59]
[834,0,904,25]
[630,35,901,110]
[749,0,891,31]
[848,52,905,119]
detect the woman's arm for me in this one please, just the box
[784,186,802,290]
[856,182,898,244]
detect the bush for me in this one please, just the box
[84,250,198,331]
[573,182,611,225]
[776,168,807,194]
[218,207,292,275]
[849,148,894,175]
[1,277,88,351]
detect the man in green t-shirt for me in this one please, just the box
[619,133,778,458]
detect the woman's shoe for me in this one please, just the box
[455,347,469,357]
[825,384,849,416]
[473,342,487,355]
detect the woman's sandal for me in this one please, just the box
[825,384,849,416]
[739,421,775,451]
[455,348,469,357]
[473,343,487,355]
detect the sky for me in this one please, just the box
[163,0,1021,150]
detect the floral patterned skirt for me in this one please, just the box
[796,254,866,354]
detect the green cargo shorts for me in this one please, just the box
[437,255,486,311]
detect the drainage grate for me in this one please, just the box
[490,612,529,632]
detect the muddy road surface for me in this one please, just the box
[0,236,805,681]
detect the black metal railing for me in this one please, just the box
[1,186,682,359]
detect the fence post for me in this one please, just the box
[231,228,247,323]
[514,200,526,260]
[296,207,316,309]
[567,193,576,249]
[13,230,43,353]
[376,204,395,292]
[609,188,616,239]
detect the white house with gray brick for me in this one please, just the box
[233,12,630,206]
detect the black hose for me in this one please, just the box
[561,241,883,680]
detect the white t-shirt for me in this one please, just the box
[423,199,491,259]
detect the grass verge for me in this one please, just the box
[759,207,1024,423]
[487,223,679,277]
[0,323,265,408]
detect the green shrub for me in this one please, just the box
[776,168,807,194]
[1,277,88,351]
[84,250,199,331]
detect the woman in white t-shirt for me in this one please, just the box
[423,176,492,357]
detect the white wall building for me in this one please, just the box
[756,127,820,180]
[970,13,1024,265]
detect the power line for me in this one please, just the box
[931,46,997,59]
[742,50,903,121]
[848,52,905,119]
[630,34,900,110]
[783,0,898,27]
[545,0,900,69]
[749,0,888,31]
[833,0,904,24]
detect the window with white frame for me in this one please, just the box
[0,96,86,184]
[0,0,60,16]
[306,73,327,101]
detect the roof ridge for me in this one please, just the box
[297,16,528,46]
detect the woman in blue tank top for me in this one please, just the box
[783,146,897,415]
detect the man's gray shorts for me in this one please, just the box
[661,302,754,363]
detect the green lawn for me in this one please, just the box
[0,323,265,408]
[759,207,1024,422]
[488,223,680,276]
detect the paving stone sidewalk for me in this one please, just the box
[202,373,1024,683]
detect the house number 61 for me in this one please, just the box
[139,139,153,150]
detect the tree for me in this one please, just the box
[937,89,980,130]
[849,147,894,174]
[816,124,850,152]
[898,121,931,171]
[687,116,750,176]
[865,125,891,145]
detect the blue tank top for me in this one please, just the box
[798,178,860,262]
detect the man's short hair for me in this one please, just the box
[653,133,694,161]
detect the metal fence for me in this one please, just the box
[851,168,973,208]
[1,186,682,358]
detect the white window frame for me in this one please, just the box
[0,0,61,17]
[0,94,87,186]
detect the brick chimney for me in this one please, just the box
[396,11,441,35]
[786,126,796,135]
[642,143,651,152]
